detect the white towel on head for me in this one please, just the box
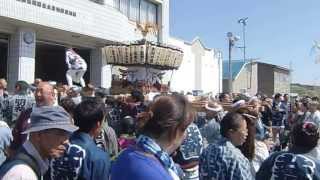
[249,96,258,103]
[232,100,246,109]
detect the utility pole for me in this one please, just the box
[228,36,233,93]
[238,17,248,62]
[227,32,239,93]
[238,17,251,89]
[289,61,293,99]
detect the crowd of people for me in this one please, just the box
[0,77,319,180]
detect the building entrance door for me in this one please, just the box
[35,42,91,84]
[0,35,8,79]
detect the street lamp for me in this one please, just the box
[238,17,252,89]
[238,17,248,62]
[227,32,239,93]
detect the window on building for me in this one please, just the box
[147,2,157,24]
[129,0,139,21]
[140,0,148,23]
[113,0,158,25]
[114,0,120,9]
[89,0,105,5]
[120,0,129,16]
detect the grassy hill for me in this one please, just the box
[291,83,320,97]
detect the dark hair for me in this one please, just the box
[261,94,268,100]
[239,115,256,160]
[15,81,29,94]
[291,121,319,152]
[312,96,319,102]
[81,84,95,96]
[105,96,117,106]
[302,101,310,110]
[121,116,136,135]
[139,94,193,139]
[74,99,106,133]
[219,93,229,102]
[59,97,76,116]
[274,93,282,100]
[95,87,108,99]
[220,112,245,137]
[131,90,144,103]
[234,107,257,160]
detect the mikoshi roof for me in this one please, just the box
[103,40,184,70]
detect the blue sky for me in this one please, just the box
[169,0,320,85]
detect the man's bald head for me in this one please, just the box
[35,82,55,106]
[0,79,7,90]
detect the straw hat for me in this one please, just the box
[205,100,223,112]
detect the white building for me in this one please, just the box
[0,0,169,90]
[167,37,223,95]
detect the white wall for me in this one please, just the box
[166,37,195,93]
[0,0,169,45]
[201,48,221,94]
[159,0,170,43]
[168,37,222,95]
[7,28,36,90]
[0,0,169,89]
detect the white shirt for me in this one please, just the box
[252,140,269,173]
[146,92,160,101]
[2,164,38,180]
[66,50,87,70]
[1,141,48,180]
[306,110,320,126]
